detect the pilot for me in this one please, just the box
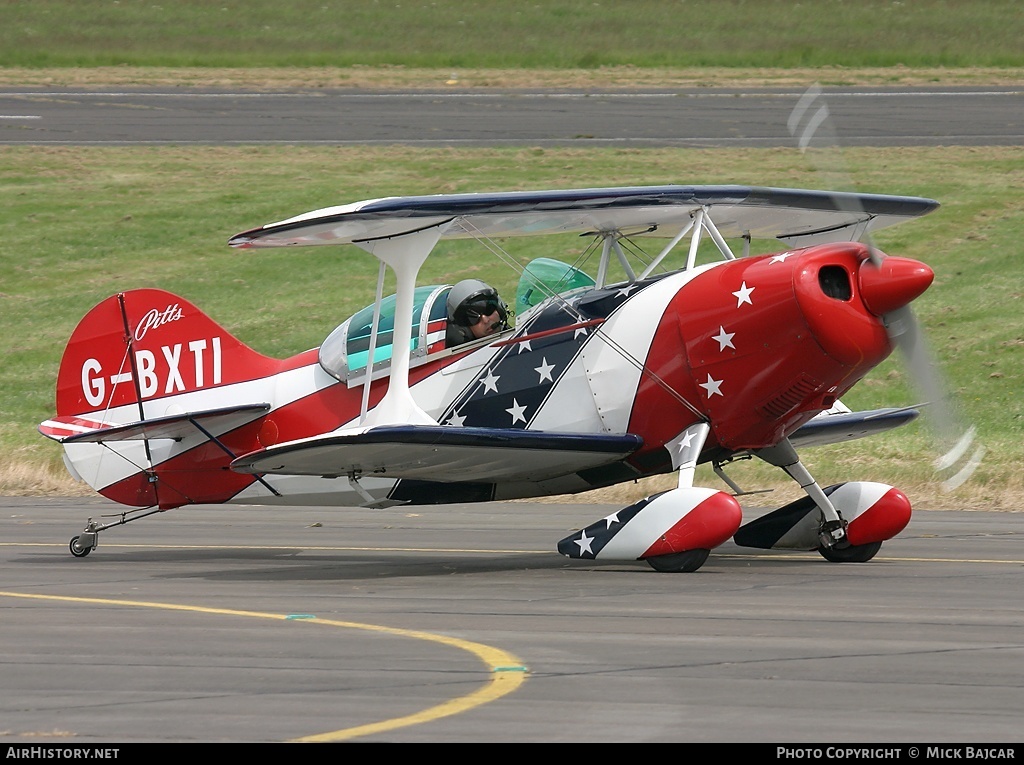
[446,278,509,347]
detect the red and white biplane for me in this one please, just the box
[40,182,979,571]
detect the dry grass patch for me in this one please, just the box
[2,66,1022,90]
[0,460,90,498]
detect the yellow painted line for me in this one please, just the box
[0,590,528,742]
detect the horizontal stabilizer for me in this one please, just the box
[789,407,919,449]
[231,425,643,483]
[39,404,271,443]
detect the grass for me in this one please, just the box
[4,1,1023,70]
[1,0,1021,509]
[1,144,1021,510]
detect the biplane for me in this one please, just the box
[39,183,979,572]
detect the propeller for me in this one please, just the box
[787,84,984,491]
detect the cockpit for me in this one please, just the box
[319,284,450,383]
[318,258,596,384]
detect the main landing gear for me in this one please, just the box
[646,548,710,573]
[817,540,882,563]
[756,439,854,553]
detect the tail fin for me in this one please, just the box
[56,288,280,419]
[45,289,287,509]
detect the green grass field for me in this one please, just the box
[2,145,1021,508]
[1,0,1021,508]
[4,0,1023,70]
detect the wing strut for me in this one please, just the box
[359,260,388,423]
[353,225,448,427]
[640,219,695,280]
[703,210,737,261]
[633,206,738,282]
[595,233,640,288]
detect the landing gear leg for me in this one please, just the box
[755,439,850,551]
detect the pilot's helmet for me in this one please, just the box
[447,278,508,328]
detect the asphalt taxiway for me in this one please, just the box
[2,496,1021,743]
[2,86,1022,146]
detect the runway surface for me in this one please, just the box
[2,496,1022,743]
[1,86,1022,146]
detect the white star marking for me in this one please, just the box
[770,252,794,264]
[516,340,533,354]
[616,284,637,298]
[732,282,754,307]
[506,398,528,424]
[445,412,466,427]
[700,375,724,398]
[479,371,500,393]
[712,326,735,351]
[603,511,622,529]
[574,530,595,555]
[574,326,589,340]
[535,357,555,383]
[678,430,695,450]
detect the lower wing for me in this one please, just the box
[230,425,644,483]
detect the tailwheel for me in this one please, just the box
[69,535,94,558]
[64,509,163,559]
[645,548,710,573]
[817,540,882,563]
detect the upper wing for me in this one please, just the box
[230,425,644,483]
[228,185,938,250]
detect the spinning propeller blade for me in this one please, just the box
[787,85,984,491]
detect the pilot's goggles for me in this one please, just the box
[464,299,500,323]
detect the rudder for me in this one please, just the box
[56,288,281,418]
[48,289,286,509]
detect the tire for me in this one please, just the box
[817,540,882,563]
[69,536,92,558]
[646,548,710,573]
